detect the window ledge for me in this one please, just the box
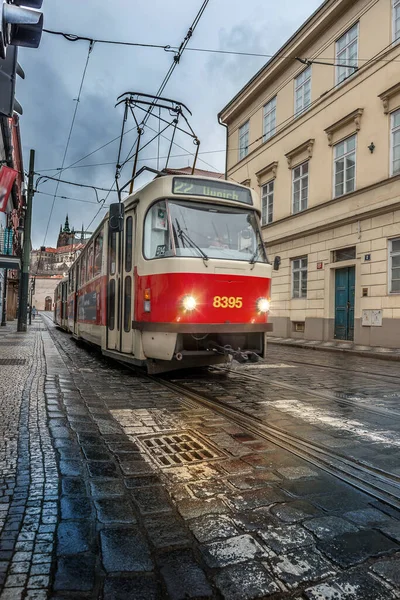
[324,108,363,146]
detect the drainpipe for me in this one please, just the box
[218,115,228,180]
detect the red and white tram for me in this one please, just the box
[54,174,273,373]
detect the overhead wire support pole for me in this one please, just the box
[17,149,35,333]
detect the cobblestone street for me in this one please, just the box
[0,316,400,599]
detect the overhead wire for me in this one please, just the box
[40,11,394,182]
[120,0,211,176]
[41,40,95,247]
[38,7,400,238]
[43,27,400,63]
[102,0,211,209]
[35,190,109,206]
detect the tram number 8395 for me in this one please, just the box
[213,296,243,309]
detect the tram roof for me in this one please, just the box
[123,174,258,211]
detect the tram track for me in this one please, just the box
[41,313,400,512]
[158,375,400,512]
[260,353,400,382]
[212,366,400,420]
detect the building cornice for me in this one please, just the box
[262,174,400,245]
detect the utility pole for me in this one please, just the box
[17,149,34,332]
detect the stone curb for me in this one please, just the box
[267,338,400,362]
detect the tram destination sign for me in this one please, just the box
[172,177,253,205]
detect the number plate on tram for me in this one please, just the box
[213,296,243,308]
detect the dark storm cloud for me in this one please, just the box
[16,0,321,248]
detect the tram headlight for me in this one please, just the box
[182,295,197,311]
[257,297,270,313]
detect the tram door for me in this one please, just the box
[107,226,121,351]
[120,211,135,354]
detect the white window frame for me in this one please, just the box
[391,109,400,176]
[238,121,249,161]
[389,238,400,293]
[292,257,308,299]
[263,97,276,142]
[393,0,400,43]
[335,23,359,85]
[333,135,356,198]
[292,162,309,214]
[261,180,274,226]
[294,66,312,115]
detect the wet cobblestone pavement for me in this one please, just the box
[0,316,400,598]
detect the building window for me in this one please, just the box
[238,121,249,160]
[389,238,400,292]
[261,180,274,225]
[292,162,308,214]
[263,97,276,142]
[292,257,308,298]
[394,0,400,42]
[334,135,356,197]
[295,66,311,115]
[391,109,400,175]
[333,247,356,262]
[336,23,358,85]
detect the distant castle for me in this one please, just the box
[57,214,86,248]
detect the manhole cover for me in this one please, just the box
[0,359,27,365]
[137,430,225,468]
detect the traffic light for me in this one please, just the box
[0,45,24,116]
[0,0,44,59]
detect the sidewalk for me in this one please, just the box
[268,336,400,361]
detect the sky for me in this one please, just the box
[16,0,322,248]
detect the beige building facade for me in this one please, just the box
[31,276,63,312]
[219,0,400,347]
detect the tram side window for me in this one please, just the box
[81,253,87,285]
[108,279,115,330]
[125,217,133,272]
[124,276,132,332]
[109,230,117,275]
[76,263,80,290]
[70,267,74,293]
[87,243,94,280]
[94,232,103,277]
[144,201,172,259]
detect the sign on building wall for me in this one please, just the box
[362,309,382,327]
[0,166,17,213]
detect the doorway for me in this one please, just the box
[45,296,52,311]
[334,266,355,341]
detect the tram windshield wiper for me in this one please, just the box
[249,245,259,264]
[175,219,209,261]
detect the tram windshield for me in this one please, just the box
[144,200,267,262]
